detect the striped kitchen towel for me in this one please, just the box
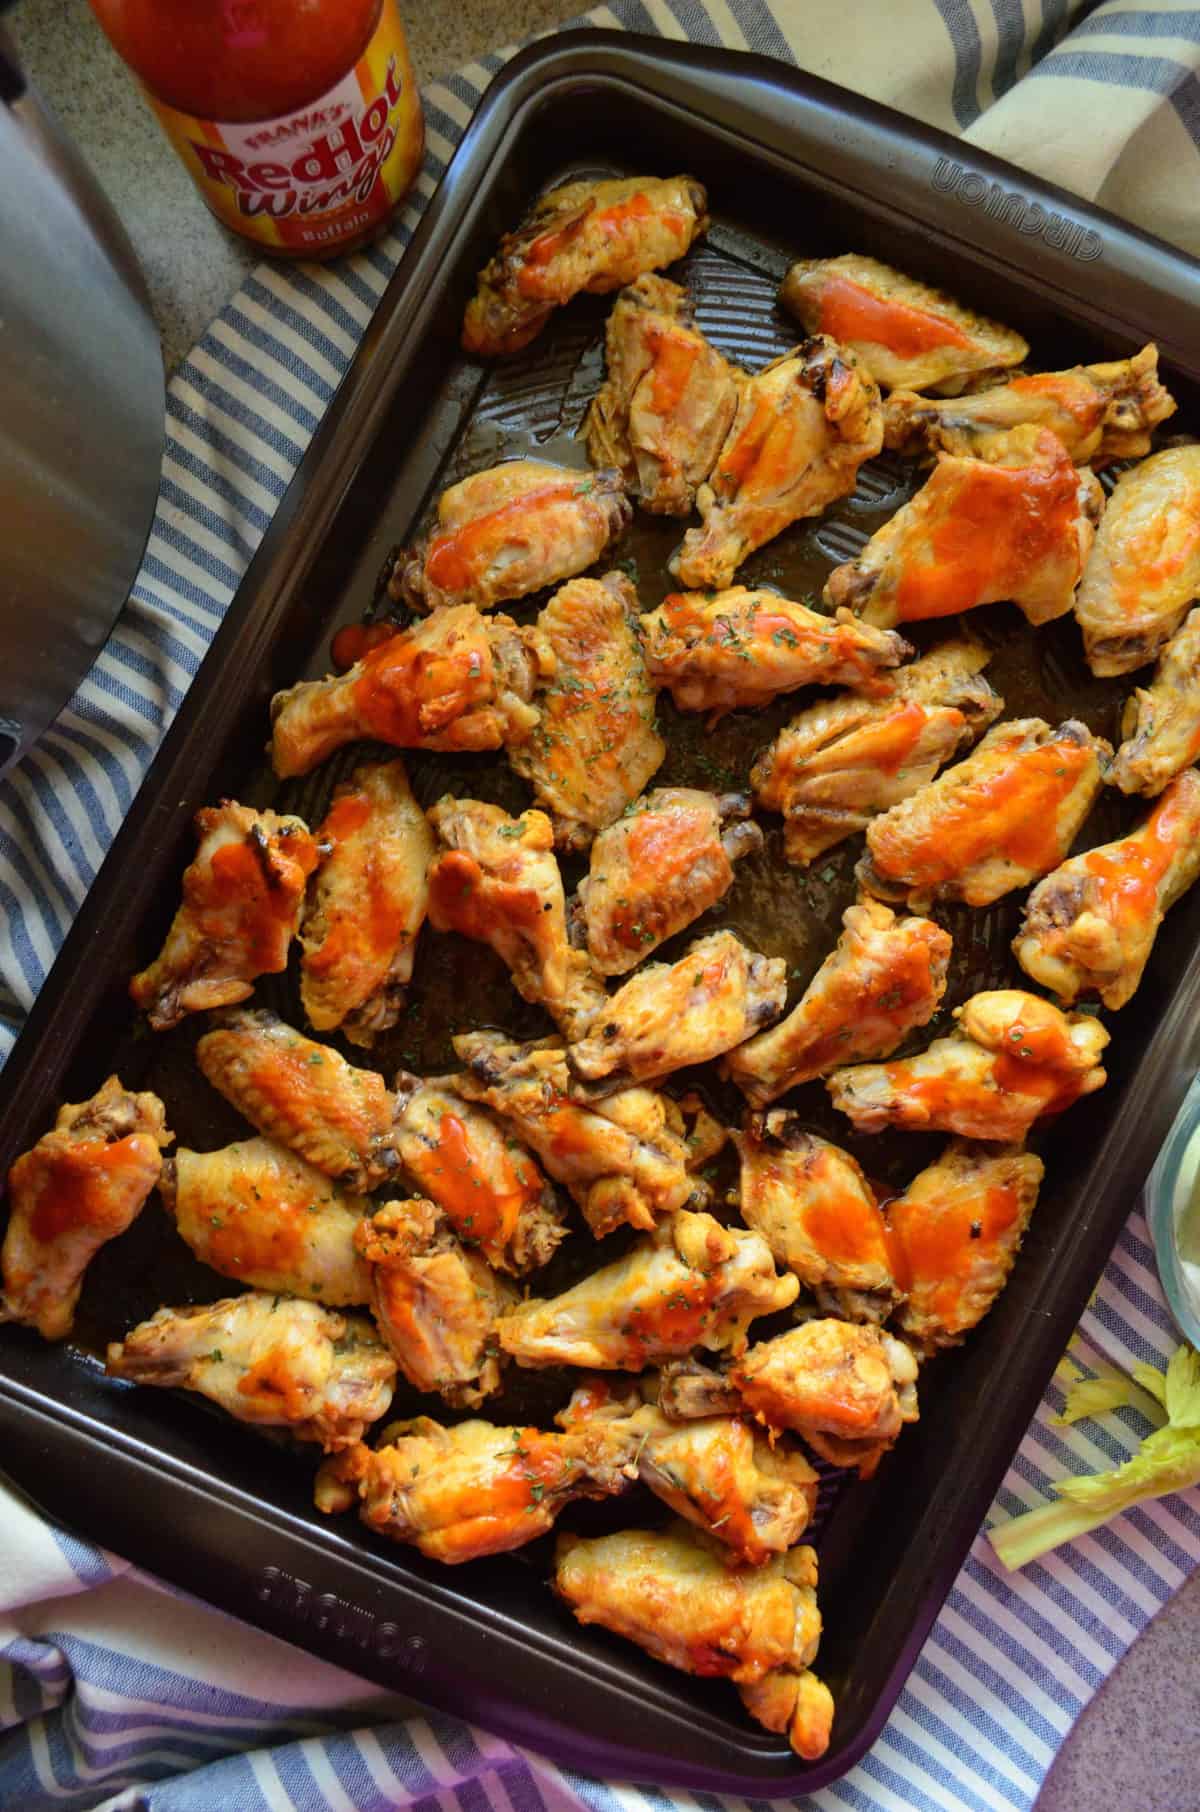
[3,1,1200,1808]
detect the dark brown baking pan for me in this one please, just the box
[5,32,1200,1793]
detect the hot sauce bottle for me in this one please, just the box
[88,0,424,259]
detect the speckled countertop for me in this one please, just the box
[7,3,1198,1805]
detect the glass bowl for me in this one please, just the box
[1146,1071,1200,1351]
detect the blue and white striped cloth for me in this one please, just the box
[3,2,1200,1807]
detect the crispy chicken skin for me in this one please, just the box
[750,640,1003,865]
[1075,447,1200,676]
[355,1198,516,1408]
[196,1009,400,1191]
[584,274,739,515]
[2,1078,170,1341]
[452,1031,703,1238]
[857,718,1110,911]
[671,337,884,591]
[555,1524,835,1760]
[508,573,665,850]
[391,1074,565,1274]
[725,900,950,1106]
[639,587,910,719]
[731,1319,919,1478]
[559,1376,819,1563]
[161,1137,372,1306]
[732,1115,900,1323]
[883,344,1175,465]
[129,802,317,1030]
[828,988,1109,1141]
[299,759,433,1045]
[496,1209,798,1371]
[780,253,1027,393]
[888,1141,1044,1351]
[1112,608,1200,795]
[269,606,544,778]
[315,1415,635,1561]
[579,787,762,975]
[107,1293,396,1451]
[397,461,630,614]
[461,174,709,359]
[1014,769,1200,1009]
[826,426,1103,629]
[567,930,787,1093]
[425,797,604,1038]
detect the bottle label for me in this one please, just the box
[147,0,424,254]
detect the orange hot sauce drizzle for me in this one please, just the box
[816,274,971,357]
[1009,372,1104,440]
[848,701,938,776]
[422,480,589,595]
[801,1181,893,1271]
[407,1111,527,1252]
[610,806,722,954]
[352,624,492,744]
[1082,781,1191,926]
[27,1137,152,1244]
[517,191,659,299]
[307,791,409,982]
[620,1271,722,1366]
[646,324,703,417]
[889,1181,1020,1324]
[201,835,316,969]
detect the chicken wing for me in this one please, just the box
[396,461,631,614]
[1111,608,1200,795]
[507,573,665,850]
[2,1077,170,1341]
[107,1293,395,1451]
[269,606,544,779]
[196,1009,400,1191]
[826,427,1103,628]
[731,1319,919,1477]
[452,1031,703,1238]
[425,797,603,1037]
[462,174,709,359]
[1014,769,1200,1009]
[887,1140,1044,1351]
[1076,446,1200,676]
[857,718,1110,911]
[750,640,1003,865]
[639,587,910,719]
[584,274,739,514]
[558,1376,818,1564]
[779,252,1027,393]
[391,1074,564,1273]
[670,338,883,590]
[315,1415,634,1562]
[496,1209,798,1370]
[161,1137,372,1306]
[579,787,762,975]
[828,988,1109,1141]
[732,1115,899,1322]
[555,1524,834,1760]
[883,344,1175,465]
[129,802,317,1029]
[299,759,433,1044]
[566,929,786,1092]
[355,1198,515,1408]
[725,900,950,1105]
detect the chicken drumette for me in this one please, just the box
[584,274,740,515]
[508,573,665,850]
[1111,608,1200,795]
[299,758,433,1045]
[1014,769,1200,1009]
[826,427,1103,628]
[269,606,544,778]
[566,929,787,1093]
[671,337,884,591]
[828,989,1109,1142]
[578,787,762,975]
[857,718,1110,911]
[496,1209,798,1371]
[461,174,709,359]
[887,1141,1045,1351]
[2,1077,171,1341]
[750,640,1003,865]
[639,587,909,720]
[731,1319,919,1478]
[779,252,1027,393]
[396,460,630,614]
[1075,446,1200,676]
[725,899,950,1105]
[129,802,317,1029]
[107,1293,395,1451]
